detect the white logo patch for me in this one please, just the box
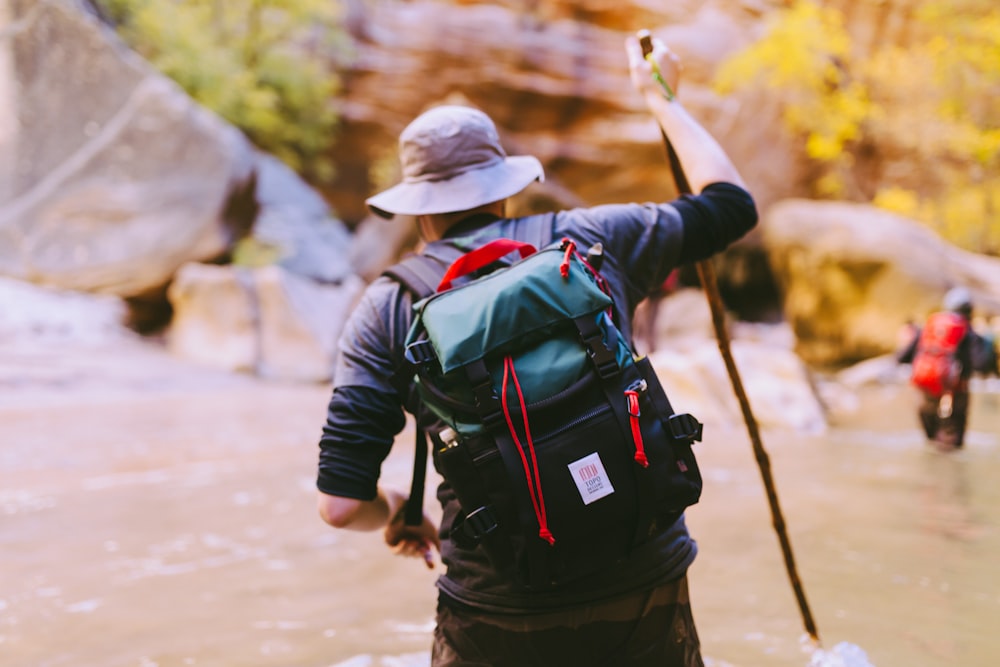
[568,452,614,505]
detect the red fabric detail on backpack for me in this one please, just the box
[911,311,968,397]
[437,239,536,291]
[560,240,576,279]
[625,390,649,467]
[501,355,555,546]
[562,236,616,322]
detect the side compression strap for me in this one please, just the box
[511,213,555,253]
[404,428,429,526]
[382,253,446,301]
[381,254,447,527]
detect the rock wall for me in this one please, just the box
[327,0,805,225]
[0,0,361,379]
[0,0,257,297]
[3,0,993,387]
[764,199,1000,367]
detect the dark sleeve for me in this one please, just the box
[958,332,975,379]
[316,280,412,500]
[317,385,406,499]
[554,182,757,305]
[969,331,999,376]
[673,182,759,262]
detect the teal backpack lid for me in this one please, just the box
[414,248,613,374]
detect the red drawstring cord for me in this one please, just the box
[560,240,576,279]
[502,356,555,545]
[568,239,615,321]
[625,390,649,467]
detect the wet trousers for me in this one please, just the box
[918,389,969,449]
[431,575,703,667]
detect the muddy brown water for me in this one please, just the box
[2,342,998,667]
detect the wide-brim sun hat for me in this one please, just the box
[366,105,544,219]
[943,286,973,313]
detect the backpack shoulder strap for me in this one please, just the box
[510,213,555,252]
[382,252,447,300]
[381,252,449,527]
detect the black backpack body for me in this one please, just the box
[386,237,703,592]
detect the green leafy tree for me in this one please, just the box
[96,0,345,186]
[716,0,1000,254]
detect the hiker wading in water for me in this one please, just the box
[898,287,999,450]
[315,34,758,666]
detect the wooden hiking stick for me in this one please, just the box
[638,30,821,644]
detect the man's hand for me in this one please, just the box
[622,30,746,192]
[384,503,441,569]
[626,32,682,102]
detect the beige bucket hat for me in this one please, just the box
[366,105,544,219]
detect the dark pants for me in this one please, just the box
[918,389,969,449]
[431,576,703,667]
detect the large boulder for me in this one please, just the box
[642,287,826,433]
[250,154,355,285]
[0,0,257,297]
[166,263,364,382]
[763,199,1000,367]
[652,337,827,434]
[165,264,259,374]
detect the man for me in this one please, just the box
[898,286,998,450]
[316,34,757,666]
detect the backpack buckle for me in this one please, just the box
[587,345,619,379]
[575,316,619,379]
[405,340,437,366]
[668,413,703,443]
[462,505,499,540]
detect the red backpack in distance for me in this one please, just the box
[911,311,968,397]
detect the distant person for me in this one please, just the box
[897,287,999,449]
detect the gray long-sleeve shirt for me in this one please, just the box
[317,182,757,612]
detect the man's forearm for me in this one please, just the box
[644,92,746,193]
[317,487,406,531]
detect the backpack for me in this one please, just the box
[389,237,703,591]
[911,311,968,397]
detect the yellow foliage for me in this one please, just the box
[937,184,1000,253]
[815,173,844,199]
[716,2,849,94]
[231,238,286,268]
[715,0,870,197]
[716,0,1000,254]
[97,0,344,186]
[873,187,920,218]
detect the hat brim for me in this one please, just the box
[366,156,544,219]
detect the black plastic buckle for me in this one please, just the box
[574,316,619,380]
[405,340,437,366]
[668,413,703,443]
[462,505,499,539]
[481,409,505,432]
[463,360,503,429]
[589,347,619,379]
[470,381,495,409]
[579,330,618,379]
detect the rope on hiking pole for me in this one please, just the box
[638,29,821,645]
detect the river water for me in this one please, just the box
[1,343,998,667]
